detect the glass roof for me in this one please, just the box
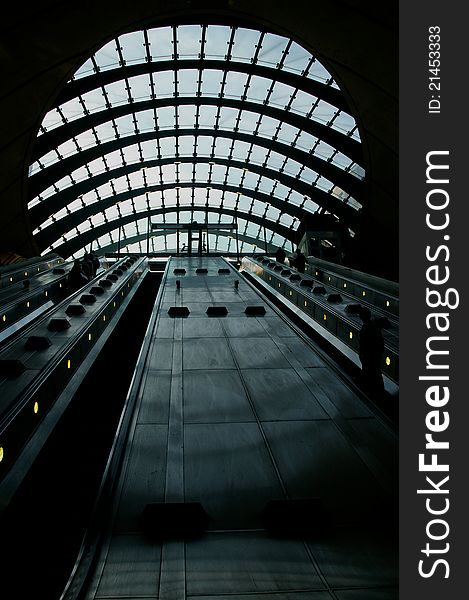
[27,24,364,259]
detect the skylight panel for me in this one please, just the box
[147,27,173,61]
[258,33,289,67]
[176,25,202,58]
[231,28,261,63]
[128,74,152,101]
[153,71,175,98]
[223,71,249,98]
[246,76,272,102]
[73,57,95,80]
[178,136,194,156]
[135,109,155,133]
[59,97,85,122]
[178,69,199,96]
[204,25,231,59]
[93,39,120,72]
[282,41,311,74]
[119,31,147,65]
[104,79,129,106]
[76,129,101,150]
[268,81,296,107]
[199,69,223,97]
[196,136,214,156]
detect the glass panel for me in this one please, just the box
[94,40,120,71]
[195,136,213,156]
[282,41,310,74]
[177,104,197,128]
[268,81,295,107]
[277,122,298,145]
[231,140,250,161]
[119,31,146,65]
[104,149,123,170]
[41,108,63,131]
[128,74,152,101]
[236,110,259,134]
[246,76,272,102]
[179,162,193,182]
[204,25,232,59]
[211,164,228,182]
[153,71,175,99]
[289,90,316,116]
[147,27,173,61]
[218,106,239,130]
[161,163,177,183]
[306,59,332,84]
[230,29,261,63]
[94,121,117,143]
[223,71,249,98]
[135,109,155,133]
[258,33,289,67]
[156,106,176,129]
[60,97,84,122]
[198,105,218,128]
[312,99,337,124]
[178,69,199,96]
[176,25,202,58]
[294,131,317,152]
[115,114,135,136]
[178,135,194,156]
[199,69,223,97]
[104,80,129,106]
[314,140,335,161]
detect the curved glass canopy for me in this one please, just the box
[28,24,364,259]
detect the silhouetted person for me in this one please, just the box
[89,251,100,276]
[67,260,88,293]
[275,246,286,264]
[293,248,307,273]
[358,306,385,395]
[81,254,94,280]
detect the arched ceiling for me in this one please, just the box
[0,0,397,277]
[28,24,364,259]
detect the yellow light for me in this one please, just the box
[121,291,124,296]
[323,313,327,321]
[362,291,366,297]
[343,283,347,288]
[24,272,28,277]
[0,447,3,463]
[113,301,116,307]
[45,291,48,297]
[349,331,353,339]
[2,315,6,322]
[289,291,293,296]
[67,359,71,369]
[33,402,39,414]
[278,283,281,288]
[26,301,30,308]
[88,333,92,341]
[59,283,62,288]
[304,300,308,307]
[328,276,331,281]
[103,314,107,322]
[315,271,318,276]
[386,300,390,307]
[386,356,391,366]
[37,267,40,272]
[9,277,13,282]
[268,276,272,281]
